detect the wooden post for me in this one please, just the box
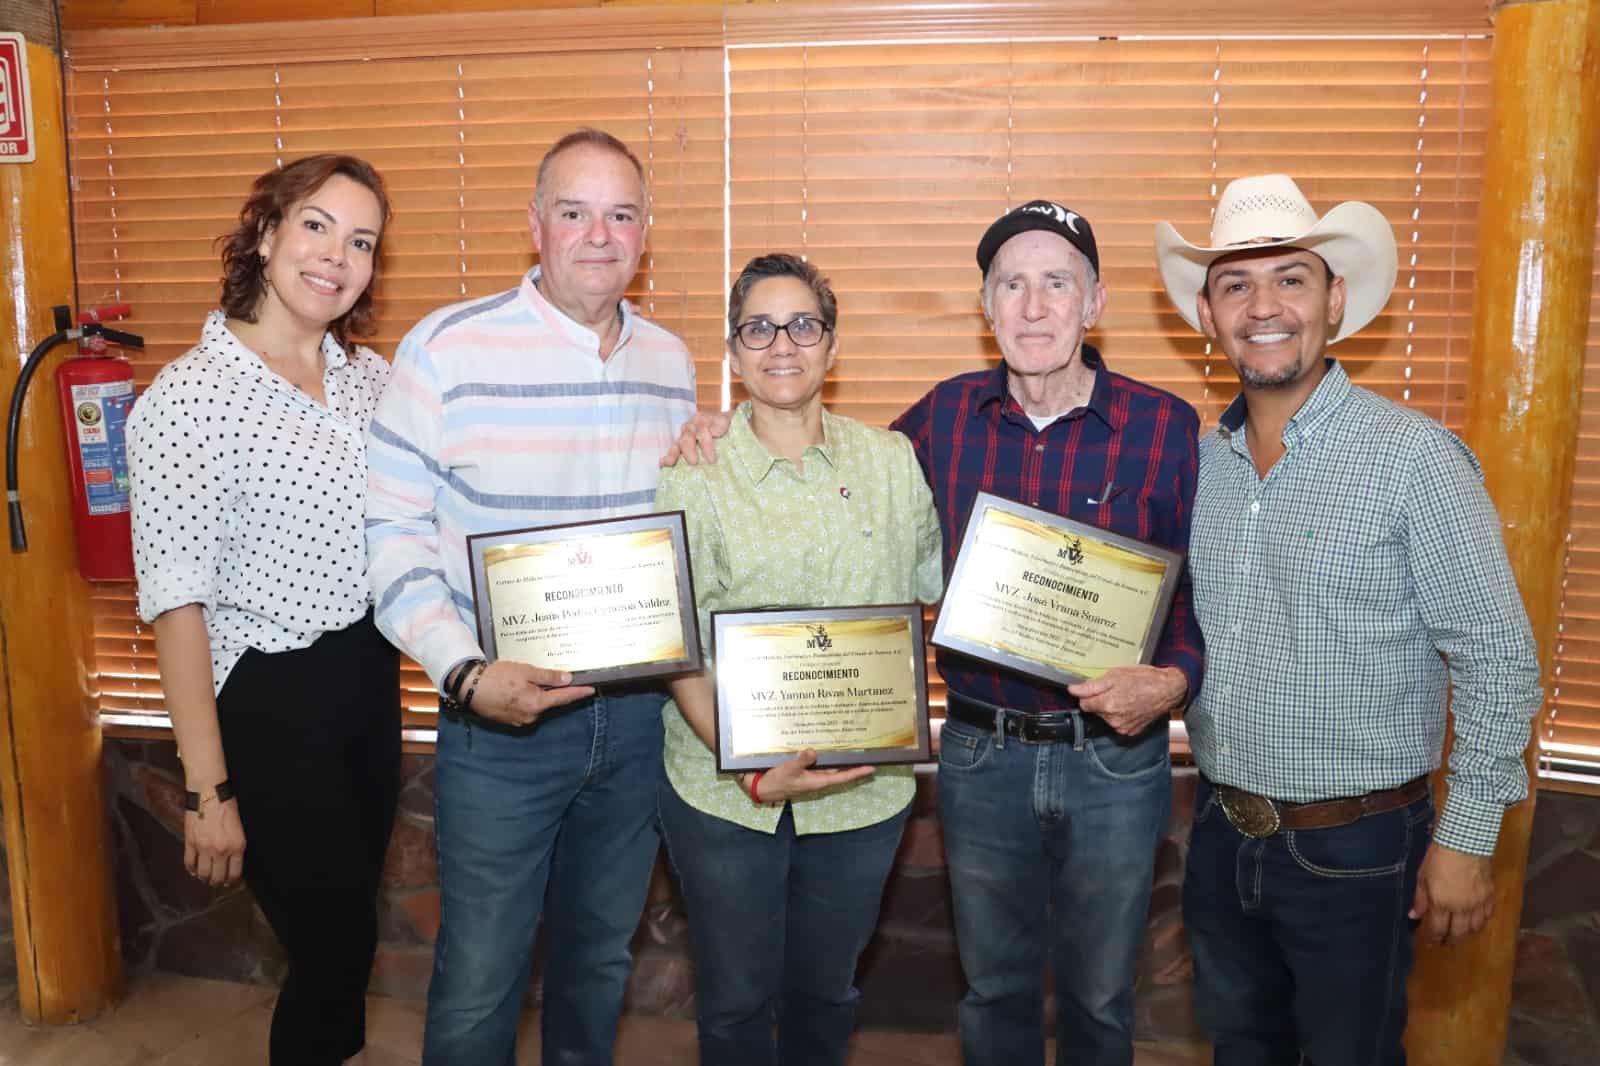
[1406,0,1600,1062]
[0,1,124,1023]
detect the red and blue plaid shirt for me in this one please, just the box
[891,345,1205,713]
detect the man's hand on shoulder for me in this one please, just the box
[470,661,595,727]
[1067,665,1187,736]
[1410,842,1495,946]
[660,410,734,467]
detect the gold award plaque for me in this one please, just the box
[712,606,930,771]
[467,512,701,686]
[931,494,1179,686]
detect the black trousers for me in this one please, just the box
[217,611,401,1066]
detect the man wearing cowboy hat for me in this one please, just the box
[1155,175,1541,1063]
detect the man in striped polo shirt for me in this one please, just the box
[1156,175,1541,1064]
[366,129,696,1066]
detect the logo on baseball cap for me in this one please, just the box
[977,200,1099,278]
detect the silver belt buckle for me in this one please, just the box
[1216,786,1282,838]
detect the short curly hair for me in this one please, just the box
[727,253,838,344]
[217,155,391,349]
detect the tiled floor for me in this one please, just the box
[0,971,1210,1065]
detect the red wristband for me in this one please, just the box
[747,770,767,804]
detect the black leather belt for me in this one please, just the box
[945,694,1123,744]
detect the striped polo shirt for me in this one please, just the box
[365,268,697,686]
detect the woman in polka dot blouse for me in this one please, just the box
[126,155,399,1066]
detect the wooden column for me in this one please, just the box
[0,1,124,1022]
[1407,0,1600,1062]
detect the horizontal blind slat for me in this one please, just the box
[71,39,726,729]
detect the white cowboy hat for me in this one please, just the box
[1154,174,1398,344]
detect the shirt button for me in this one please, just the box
[1249,502,1260,514]
[1034,444,1045,453]
[1031,500,1039,507]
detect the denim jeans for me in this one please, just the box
[422,688,665,1066]
[658,781,910,1066]
[937,713,1171,1066]
[1182,777,1433,1066]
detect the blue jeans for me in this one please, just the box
[658,781,910,1066]
[938,714,1171,1066]
[1182,777,1433,1066]
[422,689,665,1066]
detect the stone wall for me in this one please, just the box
[97,738,1598,1058]
[1506,790,1600,1064]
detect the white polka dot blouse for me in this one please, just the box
[126,311,391,694]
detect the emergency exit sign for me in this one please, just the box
[0,33,34,163]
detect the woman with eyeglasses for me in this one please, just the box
[654,252,943,1066]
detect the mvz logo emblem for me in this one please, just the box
[0,34,35,164]
[1058,536,1085,566]
[806,625,833,651]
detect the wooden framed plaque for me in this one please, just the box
[466,511,701,686]
[930,492,1181,687]
[711,604,930,772]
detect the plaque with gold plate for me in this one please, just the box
[930,492,1180,686]
[711,604,930,772]
[466,512,701,686]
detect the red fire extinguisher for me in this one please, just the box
[5,303,144,580]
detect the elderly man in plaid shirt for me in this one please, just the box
[1156,175,1542,1066]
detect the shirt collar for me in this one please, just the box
[521,267,636,353]
[728,401,840,485]
[1217,357,1350,447]
[201,309,350,380]
[974,342,1120,430]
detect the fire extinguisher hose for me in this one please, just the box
[5,328,72,552]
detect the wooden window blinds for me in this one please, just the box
[66,30,726,741]
[61,7,1600,786]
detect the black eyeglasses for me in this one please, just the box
[733,316,831,350]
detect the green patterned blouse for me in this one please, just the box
[655,403,943,834]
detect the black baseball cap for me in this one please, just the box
[976,200,1100,278]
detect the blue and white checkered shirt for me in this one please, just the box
[1187,360,1541,856]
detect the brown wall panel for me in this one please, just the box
[63,0,1495,34]
[59,0,197,29]
[199,0,374,21]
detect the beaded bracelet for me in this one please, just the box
[439,658,488,716]
[460,661,487,713]
[447,657,486,702]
